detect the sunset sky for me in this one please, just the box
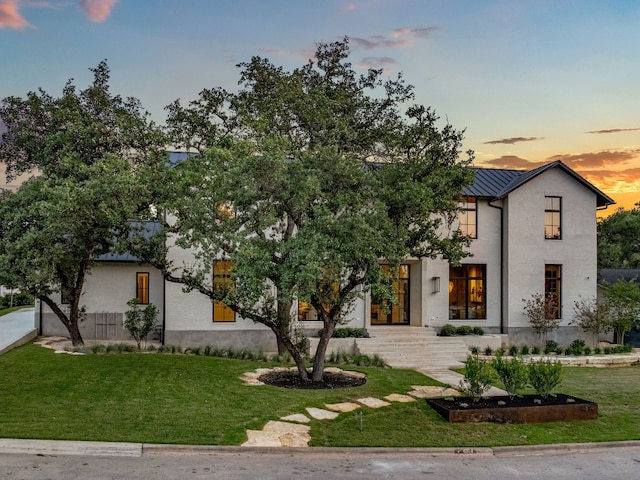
[1,0,639,212]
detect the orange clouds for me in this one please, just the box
[79,0,117,23]
[0,0,31,29]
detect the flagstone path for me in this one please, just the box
[238,367,463,447]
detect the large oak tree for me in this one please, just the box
[150,39,474,381]
[0,62,165,345]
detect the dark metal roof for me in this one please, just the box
[96,220,162,263]
[599,268,640,285]
[465,161,616,208]
[463,167,521,197]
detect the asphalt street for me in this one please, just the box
[1,444,640,479]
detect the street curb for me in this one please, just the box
[3,439,640,458]
[493,440,640,457]
[0,439,142,457]
[142,444,495,457]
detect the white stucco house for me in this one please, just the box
[37,160,615,348]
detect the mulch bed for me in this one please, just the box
[259,370,367,389]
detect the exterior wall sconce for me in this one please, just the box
[432,276,441,293]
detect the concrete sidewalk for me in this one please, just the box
[0,307,37,355]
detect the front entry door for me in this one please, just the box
[371,265,410,325]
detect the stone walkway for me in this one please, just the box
[239,367,463,447]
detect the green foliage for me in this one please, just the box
[455,325,473,336]
[573,296,612,347]
[508,345,519,356]
[528,359,562,398]
[544,340,560,355]
[566,339,586,356]
[469,346,480,355]
[439,324,456,336]
[145,38,474,382]
[459,354,494,402]
[0,61,165,346]
[123,298,159,349]
[317,327,366,338]
[598,204,640,269]
[0,292,34,308]
[491,355,528,400]
[472,326,484,335]
[602,278,640,344]
[484,346,493,356]
[593,347,601,354]
[523,293,560,346]
[531,345,541,354]
[520,345,530,355]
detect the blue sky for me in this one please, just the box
[2,0,639,210]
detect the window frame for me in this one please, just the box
[544,196,562,240]
[544,264,562,319]
[448,264,486,320]
[459,196,477,239]
[136,272,150,305]
[212,260,235,322]
[370,264,410,325]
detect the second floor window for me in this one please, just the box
[459,197,477,238]
[545,196,561,239]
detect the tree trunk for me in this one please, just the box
[40,295,85,346]
[271,327,309,381]
[276,299,293,355]
[311,316,337,382]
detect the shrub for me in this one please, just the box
[317,328,365,338]
[455,325,473,336]
[470,346,480,355]
[123,298,158,349]
[528,359,562,399]
[520,345,530,355]
[492,355,528,400]
[484,346,493,356]
[472,326,484,335]
[459,354,494,402]
[531,346,541,355]
[593,347,601,354]
[439,324,456,336]
[544,340,559,354]
[566,339,586,356]
[495,347,505,356]
[508,345,519,356]
[584,346,591,355]
[523,293,560,345]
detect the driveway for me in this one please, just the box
[0,307,37,354]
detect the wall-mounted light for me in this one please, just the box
[432,276,441,293]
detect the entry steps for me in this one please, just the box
[356,326,469,369]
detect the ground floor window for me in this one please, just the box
[371,264,410,325]
[213,260,235,322]
[545,264,562,318]
[298,300,317,321]
[449,264,486,319]
[136,272,149,304]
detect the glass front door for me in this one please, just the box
[371,264,410,325]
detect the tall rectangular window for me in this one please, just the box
[545,196,561,239]
[213,260,235,322]
[371,264,410,325]
[459,197,477,238]
[545,264,562,319]
[449,264,486,319]
[136,272,149,304]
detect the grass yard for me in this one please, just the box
[2,343,639,447]
[0,306,30,317]
[0,344,435,445]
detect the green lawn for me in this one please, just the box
[0,306,30,317]
[2,343,639,447]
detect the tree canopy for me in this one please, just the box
[598,202,640,269]
[151,39,474,381]
[0,61,165,345]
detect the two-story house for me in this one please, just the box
[37,160,614,348]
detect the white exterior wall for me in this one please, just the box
[40,262,164,340]
[504,168,598,342]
